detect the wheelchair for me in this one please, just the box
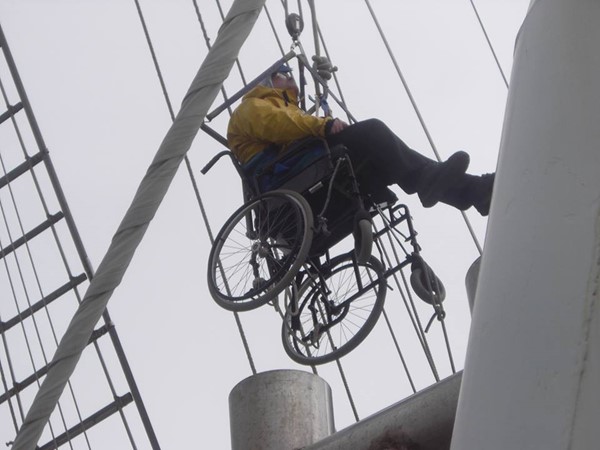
[203,136,446,366]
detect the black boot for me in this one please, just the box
[469,173,494,216]
[417,151,470,207]
[440,172,495,216]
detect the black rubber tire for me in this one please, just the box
[208,190,313,312]
[281,253,386,365]
[354,218,373,265]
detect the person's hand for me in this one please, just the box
[329,118,348,134]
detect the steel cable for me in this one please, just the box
[363,0,483,255]
[468,0,510,89]
[0,64,139,448]
[133,0,259,374]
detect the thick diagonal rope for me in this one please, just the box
[468,0,510,89]
[11,3,265,448]
[364,0,483,255]
[133,0,257,374]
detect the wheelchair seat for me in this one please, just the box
[244,137,332,194]
[242,137,397,258]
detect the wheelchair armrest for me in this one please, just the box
[201,150,232,174]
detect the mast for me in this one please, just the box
[451,0,600,448]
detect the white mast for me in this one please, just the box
[451,0,600,448]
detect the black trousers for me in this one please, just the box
[325,119,435,195]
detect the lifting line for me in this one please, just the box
[468,0,510,89]
[363,0,483,255]
[134,0,257,375]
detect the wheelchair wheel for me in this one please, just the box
[281,253,386,365]
[208,190,313,312]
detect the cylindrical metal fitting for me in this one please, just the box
[229,370,334,450]
[465,256,481,315]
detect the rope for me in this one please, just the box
[133,0,257,374]
[0,154,90,450]
[0,236,62,448]
[381,310,417,393]
[213,0,248,85]
[314,299,360,422]
[0,32,140,447]
[0,338,21,432]
[264,4,286,56]
[336,358,360,422]
[468,0,510,89]
[272,291,319,376]
[315,24,352,123]
[363,0,483,256]
[192,0,242,101]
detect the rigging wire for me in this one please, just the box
[132,0,259,375]
[373,224,441,382]
[315,24,352,123]
[133,0,468,430]
[363,0,483,256]
[381,310,417,393]
[212,0,248,85]
[264,4,286,56]
[299,0,426,392]
[0,138,89,450]
[0,333,21,432]
[468,0,510,89]
[195,0,363,417]
[0,60,142,447]
[280,0,365,420]
[0,211,64,448]
[0,40,144,450]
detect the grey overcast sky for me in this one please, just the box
[0,1,529,448]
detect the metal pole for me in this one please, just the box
[451,1,600,448]
[229,370,334,450]
[464,257,481,315]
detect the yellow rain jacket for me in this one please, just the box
[227,85,332,164]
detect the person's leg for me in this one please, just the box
[326,118,473,207]
[326,118,433,192]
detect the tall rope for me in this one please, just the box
[468,0,510,89]
[133,0,257,375]
[363,0,483,255]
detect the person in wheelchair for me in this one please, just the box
[227,64,494,216]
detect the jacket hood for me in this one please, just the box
[243,85,299,104]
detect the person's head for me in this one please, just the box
[263,64,298,96]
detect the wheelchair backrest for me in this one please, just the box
[250,138,332,194]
